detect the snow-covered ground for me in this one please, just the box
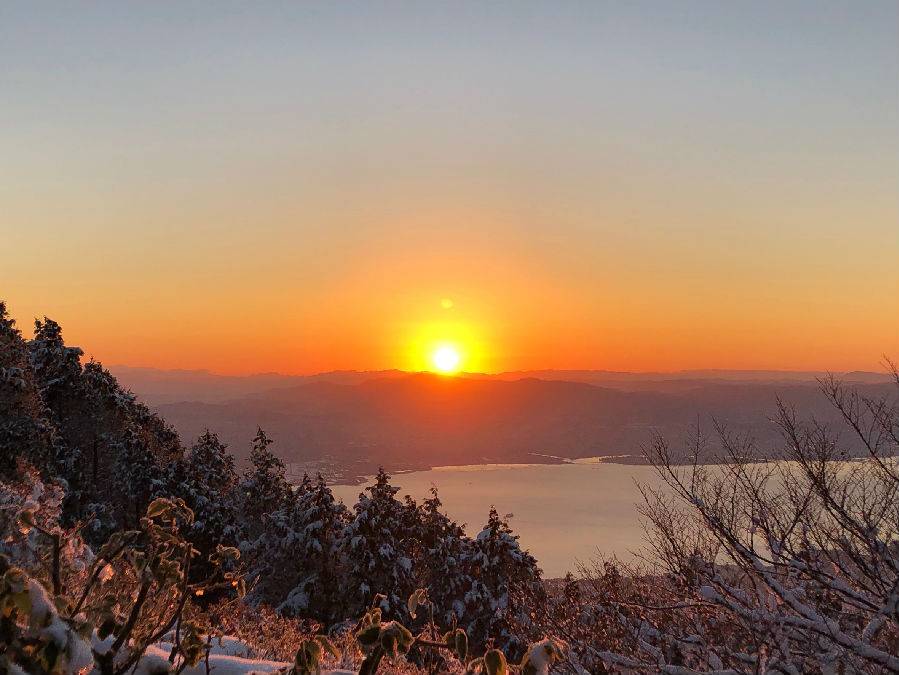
[139,644,291,675]
[113,634,354,675]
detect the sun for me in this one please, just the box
[432,345,462,374]
[407,321,482,374]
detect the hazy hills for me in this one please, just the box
[110,364,891,404]
[111,366,894,483]
[107,365,409,405]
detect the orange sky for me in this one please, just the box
[3,3,898,375]
[5,215,898,375]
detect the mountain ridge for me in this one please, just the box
[146,372,896,483]
[110,364,892,406]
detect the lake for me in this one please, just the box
[331,460,664,578]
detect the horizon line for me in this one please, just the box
[105,363,892,380]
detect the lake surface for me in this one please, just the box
[331,461,665,578]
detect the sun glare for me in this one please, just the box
[406,320,483,374]
[432,345,462,374]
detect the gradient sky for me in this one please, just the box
[2,2,897,374]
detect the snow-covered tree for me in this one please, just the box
[556,372,899,674]
[284,473,350,621]
[414,488,474,627]
[27,318,84,405]
[80,360,181,463]
[73,362,181,539]
[23,318,93,517]
[249,473,351,623]
[341,469,417,620]
[187,430,238,494]
[463,508,544,658]
[239,427,293,540]
[0,302,60,479]
[111,424,165,529]
[0,474,243,675]
[244,474,310,609]
[13,316,181,535]
[167,431,240,580]
[81,362,179,534]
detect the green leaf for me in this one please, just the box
[380,633,397,659]
[356,625,381,647]
[307,639,322,662]
[397,623,414,649]
[464,657,485,675]
[454,629,468,661]
[12,590,31,620]
[484,649,508,675]
[315,635,340,659]
[407,588,427,618]
[145,499,170,519]
[294,641,316,674]
[41,640,61,672]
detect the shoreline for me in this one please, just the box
[323,451,898,487]
[324,453,645,486]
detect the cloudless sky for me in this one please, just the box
[2,1,897,374]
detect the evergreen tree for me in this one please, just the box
[112,424,165,529]
[80,361,181,459]
[168,431,240,579]
[243,473,310,610]
[239,427,292,540]
[74,361,182,538]
[289,473,350,621]
[340,468,417,620]
[187,430,238,494]
[22,317,181,533]
[0,302,60,478]
[463,508,544,657]
[27,318,84,404]
[249,473,350,623]
[415,488,474,627]
[25,317,91,518]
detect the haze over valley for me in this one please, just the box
[112,365,894,483]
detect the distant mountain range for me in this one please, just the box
[110,366,895,483]
[110,364,891,404]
